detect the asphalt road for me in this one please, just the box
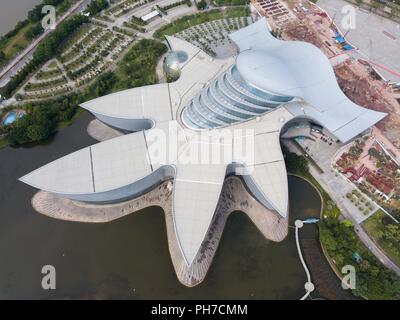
[356,226,400,276]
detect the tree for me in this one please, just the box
[6,119,30,145]
[28,0,65,23]
[341,219,353,228]
[359,259,370,271]
[370,0,379,11]
[25,22,44,40]
[86,0,109,15]
[284,152,309,175]
[27,124,50,141]
[196,0,207,10]
[320,228,337,252]
[0,51,5,64]
[382,224,400,245]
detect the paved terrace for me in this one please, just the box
[285,132,379,224]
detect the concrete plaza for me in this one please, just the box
[318,0,400,82]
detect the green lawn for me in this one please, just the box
[56,107,85,130]
[36,67,63,80]
[47,60,58,69]
[0,137,8,149]
[362,210,400,267]
[1,23,33,60]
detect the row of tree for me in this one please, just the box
[2,39,167,146]
[86,0,109,16]
[0,14,89,98]
[320,217,400,299]
[27,0,66,22]
[0,1,71,68]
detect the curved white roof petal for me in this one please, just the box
[80,83,173,122]
[230,18,386,142]
[173,162,227,264]
[20,131,153,195]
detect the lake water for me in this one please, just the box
[0,111,335,299]
[0,0,42,36]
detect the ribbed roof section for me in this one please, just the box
[182,65,293,129]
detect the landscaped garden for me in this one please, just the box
[345,189,375,216]
[362,209,400,267]
[106,0,145,17]
[282,145,400,300]
[1,39,167,146]
[174,17,250,56]
[153,7,250,39]
[16,20,132,101]
[0,0,74,68]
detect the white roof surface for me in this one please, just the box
[21,20,387,266]
[20,111,291,264]
[81,83,173,123]
[230,18,386,142]
[20,132,152,194]
[141,10,160,22]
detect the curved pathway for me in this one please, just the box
[295,220,314,300]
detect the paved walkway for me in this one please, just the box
[289,136,378,224]
[87,119,123,141]
[310,163,400,276]
[295,220,314,300]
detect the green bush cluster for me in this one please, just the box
[320,217,400,299]
[4,96,76,145]
[3,39,167,146]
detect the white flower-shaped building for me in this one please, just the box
[20,18,385,275]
